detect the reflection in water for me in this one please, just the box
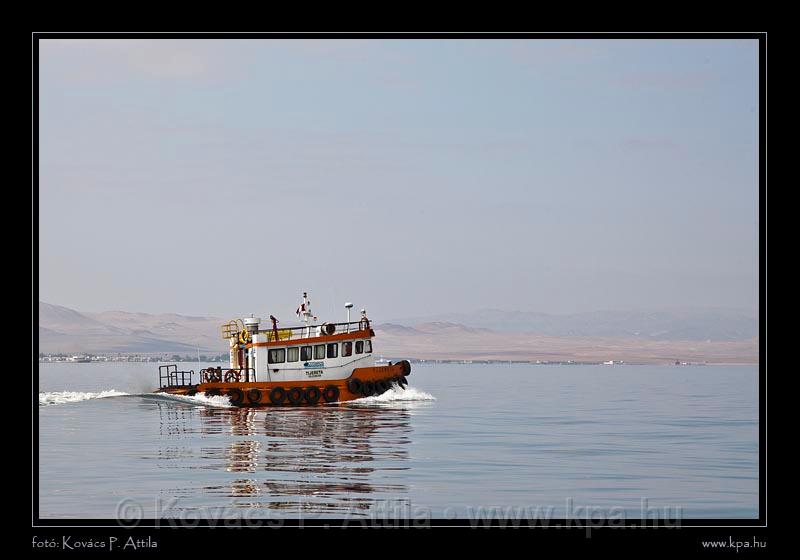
[40,365,758,519]
[153,402,415,516]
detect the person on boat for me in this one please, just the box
[269,315,279,341]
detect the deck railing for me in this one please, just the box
[257,320,372,342]
[159,364,194,388]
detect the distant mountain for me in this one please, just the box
[377,323,421,335]
[38,302,225,354]
[39,302,113,334]
[385,307,758,342]
[371,322,757,364]
[38,302,759,364]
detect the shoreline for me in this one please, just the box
[38,356,759,367]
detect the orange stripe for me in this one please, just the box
[249,329,374,348]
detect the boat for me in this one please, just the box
[155,292,411,406]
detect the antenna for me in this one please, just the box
[345,302,353,331]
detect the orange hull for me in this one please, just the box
[157,361,411,407]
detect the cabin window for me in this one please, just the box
[287,347,299,362]
[327,343,338,358]
[355,340,364,354]
[301,346,313,361]
[365,340,372,353]
[268,348,286,364]
[342,341,353,357]
[314,344,326,360]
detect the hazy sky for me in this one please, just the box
[38,38,759,321]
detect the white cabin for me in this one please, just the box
[251,328,375,382]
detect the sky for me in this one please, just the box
[37,38,759,322]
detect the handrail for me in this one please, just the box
[158,364,194,388]
[257,320,372,342]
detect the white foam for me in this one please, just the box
[349,384,436,405]
[147,392,233,408]
[39,390,128,407]
[38,386,428,409]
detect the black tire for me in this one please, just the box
[304,387,321,404]
[375,379,389,394]
[362,380,375,396]
[323,385,340,403]
[227,388,244,406]
[399,360,411,376]
[287,387,304,405]
[398,376,408,388]
[269,387,286,405]
[247,388,262,405]
[206,389,221,397]
[347,378,363,395]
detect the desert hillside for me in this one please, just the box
[375,323,758,364]
[38,302,758,364]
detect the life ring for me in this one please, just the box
[239,329,250,344]
[225,370,240,383]
[287,387,304,405]
[375,379,389,394]
[269,387,286,405]
[323,385,339,403]
[304,387,321,404]
[227,388,244,406]
[247,388,262,405]
[362,380,375,396]
[347,378,363,395]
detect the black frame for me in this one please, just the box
[32,32,768,551]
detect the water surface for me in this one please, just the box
[38,363,758,520]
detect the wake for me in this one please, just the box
[349,384,436,405]
[39,386,433,408]
[39,390,233,408]
[142,392,233,408]
[38,390,128,407]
